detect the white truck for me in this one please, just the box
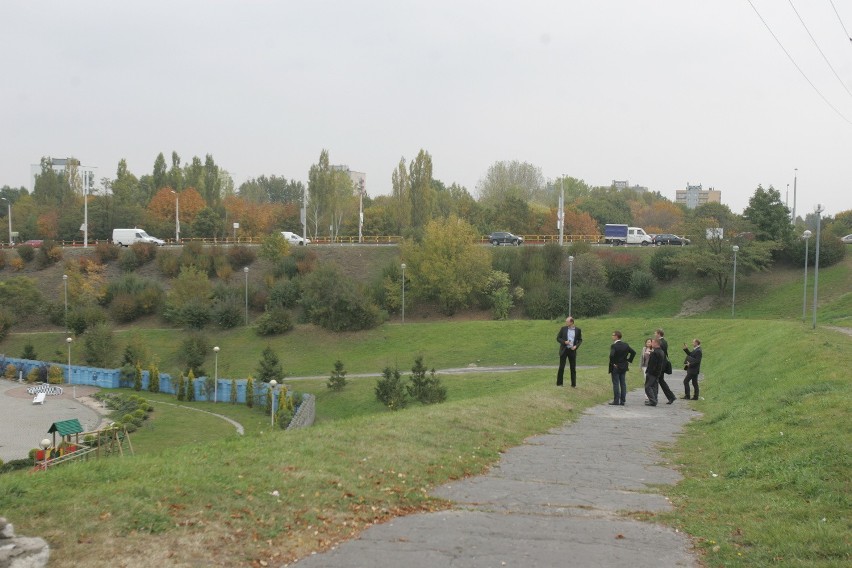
[281,231,310,246]
[603,224,653,246]
[112,228,165,247]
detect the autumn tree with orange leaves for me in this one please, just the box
[148,187,206,227]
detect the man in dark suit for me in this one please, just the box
[644,338,665,406]
[608,330,636,405]
[654,328,677,404]
[556,316,582,387]
[682,338,703,400]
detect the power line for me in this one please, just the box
[787,0,852,99]
[827,0,852,48]
[746,0,852,125]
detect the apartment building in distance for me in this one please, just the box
[675,183,721,209]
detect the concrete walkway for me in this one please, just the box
[293,373,699,568]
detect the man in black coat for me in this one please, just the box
[608,330,636,405]
[644,338,665,406]
[654,328,677,404]
[682,338,703,400]
[556,317,582,387]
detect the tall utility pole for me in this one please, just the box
[791,168,798,223]
[558,176,565,246]
[358,179,365,244]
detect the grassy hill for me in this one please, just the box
[0,246,849,566]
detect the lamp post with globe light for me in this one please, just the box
[731,245,739,318]
[244,267,249,325]
[66,337,74,398]
[401,263,406,323]
[63,274,68,333]
[213,346,220,403]
[568,255,574,317]
[812,205,824,330]
[269,379,278,427]
[802,230,812,322]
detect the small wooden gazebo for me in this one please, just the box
[47,418,84,448]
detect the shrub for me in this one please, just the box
[301,264,380,331]
[783,232,847,269]
[649,247,681,281]
[36,242,62,268]
[156,249,181,277]
[9,257,24,271]
[259,233,290,261]
[186,371,196,401]
[522,281,569,320]
[48,365,64,385]
[148,364,160,394]
[255,305,293,336]
[327,360,347,391]
[67,306,107,336]
[0,249,5,269]
[20,343,37,360]
[267,278,301,309]
[130,242,157,264]
[572,285,613,317]
[0,276,43,321]
[0,309,12,341]
[211,298,242,329]
[571,253,607,289]
[601,252,641,293]
[118,248,139,271]
[94,242,120,264]
[17,244,35,263]
[630,270,655,298]
[245,376,255,408]
[375,366,408,410]
[5,364,17,379]
[228,245,256,269]
[175,374,185,401]
[406,356,447,404]
[291,247,318,275]
[230,379,238,404]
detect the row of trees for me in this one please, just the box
[12,150,849,247]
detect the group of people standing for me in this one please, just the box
[555,318,703,406]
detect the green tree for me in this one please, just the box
[391,157,411,234]
[175,373,185,401]
[148,364,160,393]
[256,345,284,383]
[133,364,142,392]
[375,366,408,410]
[301,264,381,331]
[230,378,238,404]
[327,360,347,391]
[403,216,491,315]
[477,160,544,206]
[408,149,434,234]
[743,185,793,244]
[152,153,168,193]
[406,356,447,404]
[245,375,255,408]
[186,369,196,401]
[307,149,333,240]
[83,323,116,367]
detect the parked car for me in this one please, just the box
[488,231,523,246]
[21,239,44,248]
[653,234,690,246]
[281,231,310,246]
[842,234,852,244]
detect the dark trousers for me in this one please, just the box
[683,373,699,399]
[658,375,676,403]
[644,372,659,404]
[611,371,626,404]
[557,350,577,386]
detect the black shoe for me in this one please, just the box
[620,401,626,405]
[691,397,699,400]
[644,401,656,406]
[666,398,676,405]
[681,395,690,399]
[608,401,619,405]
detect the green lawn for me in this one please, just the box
[0,256,849,567]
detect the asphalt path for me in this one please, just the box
[292,370,700,568]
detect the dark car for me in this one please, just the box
[653,234,689,246]
[488,231,524,246]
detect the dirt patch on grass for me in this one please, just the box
[676,295,717,317]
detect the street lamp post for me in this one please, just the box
[83,170,89,248]
[568,255,574,317]
[812,205,824,330]
[1,198,11,246]
[213,346,220,403]
[66,337,74,398]
[244,267,249,325]
[731,245,739,318]
[170,190,180,243]
[269,379,278,427]
[63,274,68,334]
[401,263,406,323]
[802,230,812,322]
[559,177,565,246]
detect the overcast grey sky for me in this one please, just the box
[2,1,851,217]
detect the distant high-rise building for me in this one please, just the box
[612,180,648,193]
[675,183,721,209]
[331,165,367,195]
[30,157,98,194]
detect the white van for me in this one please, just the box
[281,231,310,246]
[112,228,166,247]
